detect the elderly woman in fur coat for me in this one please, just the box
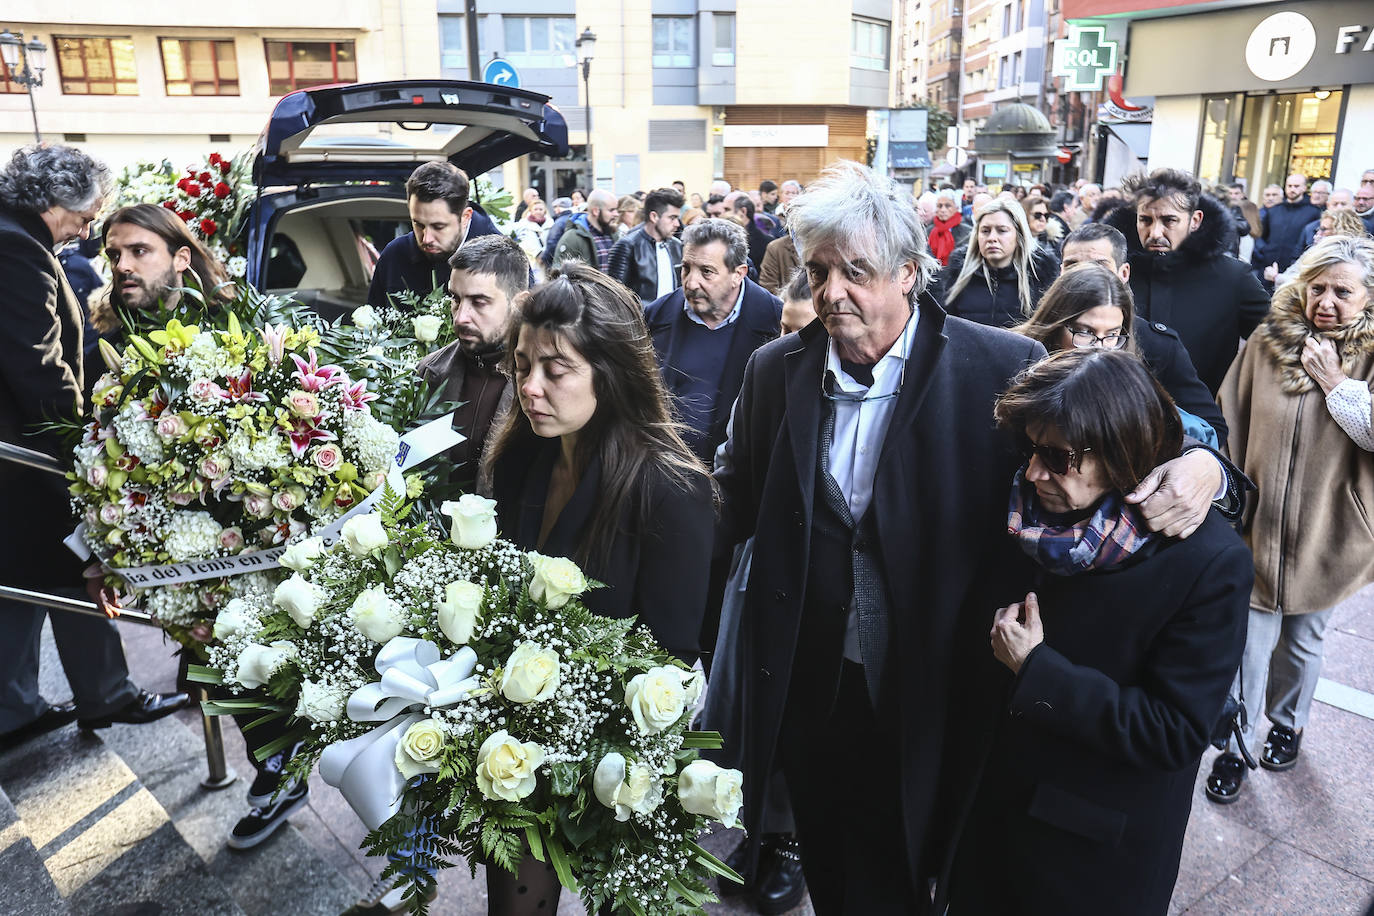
[1209,235,1374,803]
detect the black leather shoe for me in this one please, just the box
[0,702,78,751]
[756,834,806,916]
[78,689,190,730]
[718,838,755,897]
[1205,752,1245,804]
[1260,725,1302,771]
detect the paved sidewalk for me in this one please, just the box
[109,584,1374,915]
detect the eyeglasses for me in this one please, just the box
[1068,328,1129,349]
[1022,438,1091,476]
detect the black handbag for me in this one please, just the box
[1210,657,1259,769]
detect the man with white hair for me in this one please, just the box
[1298,187,1354,253]
[0,145,188,751]
[710,178,733,198]
[1069,182,1102,228]
[712,160,1240,914]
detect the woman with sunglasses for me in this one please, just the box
[1016,262,1228,448]
[947,348,1252,916]
[1019,193,1064,255]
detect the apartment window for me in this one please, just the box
[502,16,575,68]
[998,55,1010,89]
[1012,50,1022,84]
[851,17,890,70]
[264,40,356,95]
[1002,4,1012,37]
[439,15,466,75]
[54,36,138,95]
[652,17,694,68]
[160,39,238,96]
[712,14,736,67]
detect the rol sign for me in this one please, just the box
[1055,26,1119,91]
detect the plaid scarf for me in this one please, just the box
[589,224,616,271]
[1006,468,1155,576]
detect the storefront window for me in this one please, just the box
[1234,89,1342,196]
[1196,96,1233,190]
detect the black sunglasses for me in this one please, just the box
[1021,438,1091,476]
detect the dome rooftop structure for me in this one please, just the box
[972,103,1060,157]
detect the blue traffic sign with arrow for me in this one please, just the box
[482,59,521,88]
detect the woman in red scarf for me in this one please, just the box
[928,189,969,266]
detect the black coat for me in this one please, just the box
[1260,197,1322,272]
[644,279,781,465]
[0,205,87,588]
[936,244,1060,328]
[1135,321,1228,449]
[606,225,682,302]
[491,438,714,661]
[949,511,1252,916]
[714,300,1044,908]
[1107,195,1271,394]
[365,204,502,308]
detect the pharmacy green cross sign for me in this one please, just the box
[1054,25,1119,91]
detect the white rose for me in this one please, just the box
[395,719,447,779]
[243,493,273,518]
[280,536,325,573]
[349,585,405,643]
[624,666,689,736]
[351,304,380,329]
[98,503,123,526]
[474,730,544,802]
[212,598,258,640]
[593,752,665,822]
[500,642,560,704]
[526,552,587,609]
[218,526,245,552]
[295,680,346,722]
[274,573,323,629]
[681,668,707,707]
[156,414,188,440]
[340,513,389,557]
[439,495,498,550]
[677,759,744,828]
[411,315,443,343]
[235,642,291,689]
[437,580,483,645]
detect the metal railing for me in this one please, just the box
[0,440,236,790]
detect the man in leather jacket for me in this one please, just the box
[608,187,684,302]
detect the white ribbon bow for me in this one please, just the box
[319,636,480,830]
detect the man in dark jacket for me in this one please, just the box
[1257,173,1322,276]
[644,218,781,466]
[1106,168,1270,393]
[1060,223,1228,447]
[414,235,529,494]
[366,161,502,309]
[713,161,1237,915]
[607,187,683,302]
[0,145,186,751]
[551,189,619,272]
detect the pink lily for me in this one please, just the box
[338,378,378,412]
[221,368,269,403]
[286,419,337,458]
[291,350,345,393]
[260,324,289,367]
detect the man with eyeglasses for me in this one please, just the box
[1354,171,1374,234]
[711,161,1244,916]
[1060,223,1228,447]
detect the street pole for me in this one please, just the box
[464,0,480,81]
[25,84,39,143]
[582,60,593,192]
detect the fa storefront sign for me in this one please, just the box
[1055,26,1119,92]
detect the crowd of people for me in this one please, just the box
[3,138,1374,916]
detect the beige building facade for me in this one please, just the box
[3,0,897,200]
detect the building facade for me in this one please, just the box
[3,0,900,202]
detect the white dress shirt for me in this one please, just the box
[655,239,675,299]
[683,280,745,329]
[823,309,918,663]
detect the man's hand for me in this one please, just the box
[990,592,1044,674]
[1301,336,1347,396]
[1264,262,1279,283]
[83,564,121,618]
[1125,449,1222,539]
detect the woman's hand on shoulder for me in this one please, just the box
[1301,335,1347,396]
[990,592,1044,674]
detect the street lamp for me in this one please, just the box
[575,28,596,191]
[0,29,47,143]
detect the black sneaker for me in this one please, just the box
[1205,753,1245,804]
[340,874,439,915]
[246,740,305,807]
[1260,725,1302,771]
[227,780,309,850]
